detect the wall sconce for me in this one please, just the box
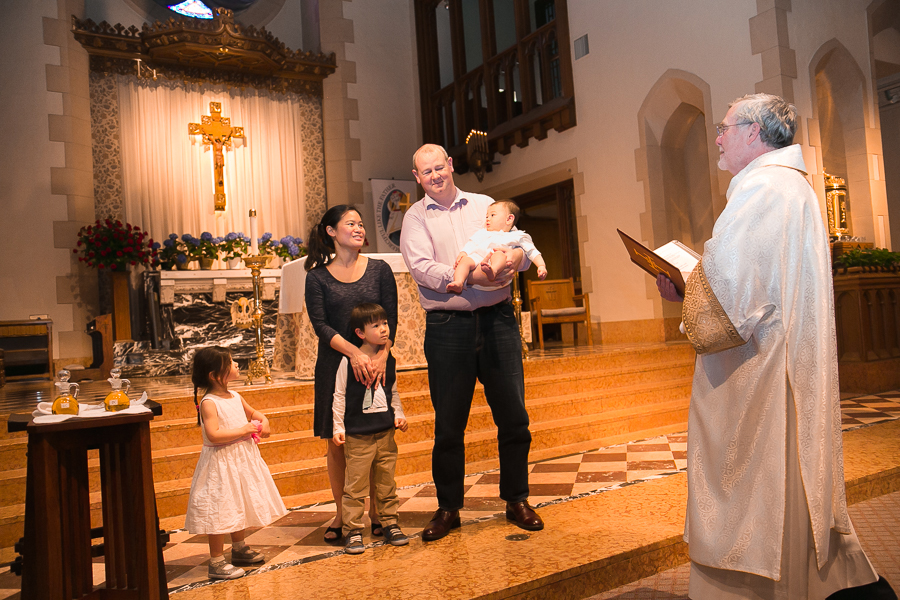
[466,130,492,183]
[134,58,157,80]
[886,87,900,104]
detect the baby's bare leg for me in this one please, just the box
[482,251,508,282]
[448,256,476,293]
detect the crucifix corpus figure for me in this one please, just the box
[188,102,245,212]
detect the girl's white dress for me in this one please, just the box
[184,391,287,534]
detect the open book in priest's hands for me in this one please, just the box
[617,229,700,296]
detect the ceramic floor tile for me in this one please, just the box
[393,496,438,512]
[579,461,628,472]
[465,483,501,497]
[540,454,584,464]
[531,462,581,473]
[528,471,584,484]
[167,565,212,589]
[576,471,627,484]
[245,527,318,546]
[627,470,675,482]
[583,453,628,462]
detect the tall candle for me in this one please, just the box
[249,209,258,255]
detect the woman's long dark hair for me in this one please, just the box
[191,346,232,426]
[304,204,361,271]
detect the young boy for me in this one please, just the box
[333,303,409,554]
[446,200,547,294]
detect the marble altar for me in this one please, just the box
[116,268,283,378]
[114,255,427,380]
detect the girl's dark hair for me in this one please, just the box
[191,346,232,426]
[304,204,361,271]
[349,303,388,337]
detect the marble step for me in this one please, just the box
[0,354,695,470]
[150,375,694,483]
[0,375,695,506]
[126,354,697,433]
[107,344,695,424]
[0,393,693,552]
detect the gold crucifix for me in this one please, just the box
[189,102,245,212]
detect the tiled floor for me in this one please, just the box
[136,432,693,595]
[0,389,896,598]
[586,489,900,599]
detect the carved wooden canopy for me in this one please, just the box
[72,8,336,96]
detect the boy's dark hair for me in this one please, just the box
[491,200,521,227]
[349,303,388,337]
[191,346,232,425]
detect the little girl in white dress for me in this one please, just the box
[184,347,287,580]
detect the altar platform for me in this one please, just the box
[1,344,898,599]
[0,387,897,599]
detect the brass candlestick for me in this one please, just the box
[511,274,529,358]
[243,254,273,384]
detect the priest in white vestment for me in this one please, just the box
[657,94,895,600]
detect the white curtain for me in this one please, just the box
[117,76,307,244]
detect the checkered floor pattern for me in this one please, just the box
[0,390,897,597]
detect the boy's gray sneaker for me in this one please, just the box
[345,531,365,555]
[208,561,245,580]
[231,546,265,565]
[383,524,409,546]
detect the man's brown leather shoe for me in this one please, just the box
[506,501,544,531]
[422,508,460,541]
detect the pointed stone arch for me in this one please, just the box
[634,70,724,332]
[635,70,724,253]
[808,38,886,245]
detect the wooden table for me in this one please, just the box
[8,402,168,599]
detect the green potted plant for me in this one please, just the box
[833,247,900,274]
[197,232,220,269]
[181,234,204,268]
[220,231,249,269]
[272,235,306,264]
[158,233,189,270]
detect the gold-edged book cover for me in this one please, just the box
[617,229,688,296]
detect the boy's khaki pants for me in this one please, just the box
[342,428,399,534]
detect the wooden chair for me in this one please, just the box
[527,278,593,350]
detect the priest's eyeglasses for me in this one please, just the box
[715,121,754,136]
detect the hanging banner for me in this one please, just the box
[370,179,418,252]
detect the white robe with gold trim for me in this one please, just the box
[682,145,850,580]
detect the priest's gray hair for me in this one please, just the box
[729,93,797,149]
[412,143,449,171]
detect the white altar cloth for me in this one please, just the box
[278,254,409,314]
[274,253,426,379]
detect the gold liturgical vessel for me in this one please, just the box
[104,367,131,412]
[51,369,80,415]
[824,172,851,239]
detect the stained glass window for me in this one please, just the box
[168,0,214,19]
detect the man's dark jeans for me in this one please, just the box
[424,301,531,510]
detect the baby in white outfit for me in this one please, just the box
[447,200,547,294]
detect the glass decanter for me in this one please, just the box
[103,368,131,412]
[51,369,80,415]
